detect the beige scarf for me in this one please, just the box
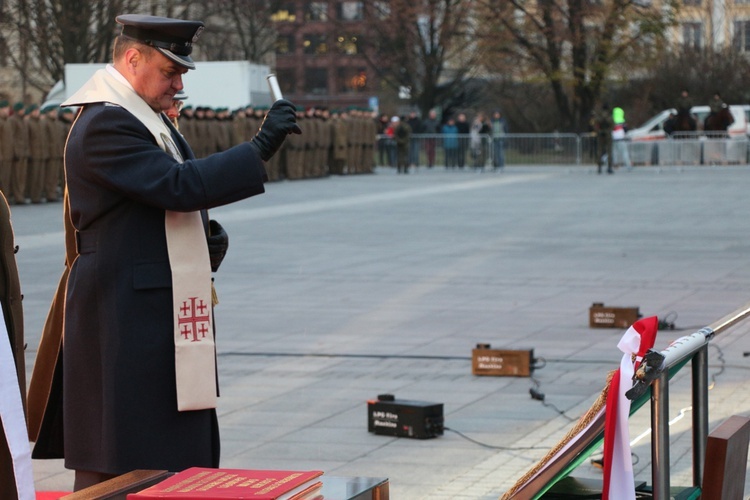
[64,67,217,411]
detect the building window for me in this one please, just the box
[276,35,295,55]
[305,68,329,94]
[306,2,328,21]
[682,22,702,50]
[303,34,328,54]
[734,20,750,51]
[336,34,360,54]
[372,1,390,19]
[276,69,297,95]
[337,67,368,93]
[271,3,297,22]
[337,2,364,21]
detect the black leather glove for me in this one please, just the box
[250,99,302,161]
[207,219,229,272]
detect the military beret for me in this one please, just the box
[116,14,204,70]
[0,100,7,108]
[13,102,24,111]
[26,104,38,113]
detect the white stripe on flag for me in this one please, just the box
[609,326,640,500]
[0,319,35,500]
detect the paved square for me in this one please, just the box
[15,165,750,498]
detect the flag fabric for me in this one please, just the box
[602,316,658,500]
[0,319,35,500]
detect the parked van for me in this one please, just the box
[626,105,750,141]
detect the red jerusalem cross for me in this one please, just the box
[178,296,210,342]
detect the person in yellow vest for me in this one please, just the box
[34,14,300,491]
[612,106,631,171]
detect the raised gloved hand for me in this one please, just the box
[250,99,302,161]
[207,219,229,272]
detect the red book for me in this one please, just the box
[126,467,324,500]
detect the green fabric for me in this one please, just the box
[532,358,692,500]
[613,107,625,124]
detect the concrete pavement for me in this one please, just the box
[13,164,750,499]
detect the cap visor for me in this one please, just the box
[155,47,196,70]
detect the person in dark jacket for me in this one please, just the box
[455,112,470,168]
[393,115,412,174]
[58,14,300,491]
[421,109,440,168]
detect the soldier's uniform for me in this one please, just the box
[0,102,14,195]
[330,114,348,175]
[362,113,377,173]
[345,112,358,173]
[42,107,64,201]
[26,105,49,203]
[285,113,305,179]
[595,106,613,174]
[316,115,331,177]
[178,106,196,147]
[9,104,29,204]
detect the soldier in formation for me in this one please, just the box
[186,104,377,180]
[0,98,380,204]
[0,100,71,204]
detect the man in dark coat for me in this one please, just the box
[58,14,300,490]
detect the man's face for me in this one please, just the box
[132,49,187,112]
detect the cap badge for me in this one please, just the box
[192,26,204,43]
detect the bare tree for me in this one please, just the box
[188,0,279,64]
[341,0,479,117]
[0,0,143,96]
[476,0,679,132]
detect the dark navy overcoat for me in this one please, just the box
[63,102,266,475]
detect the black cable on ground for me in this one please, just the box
[442,426,551,451]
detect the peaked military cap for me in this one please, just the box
[116,14,204,70]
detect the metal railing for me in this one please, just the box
[376,133,750,168]
[645,301,750,498]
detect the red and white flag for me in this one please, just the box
[602,316,658,500]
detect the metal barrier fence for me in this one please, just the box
[376,133,750,168]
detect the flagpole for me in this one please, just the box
[705,299,750,336]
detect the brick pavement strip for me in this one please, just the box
[14,166,750,498]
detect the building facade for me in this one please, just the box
[271,1,380,110]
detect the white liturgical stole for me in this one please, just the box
[64,67,217,411]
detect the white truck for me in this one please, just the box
[43,60,273,110]
[627,105,750,141]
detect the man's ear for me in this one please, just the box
[123,47,142,74]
